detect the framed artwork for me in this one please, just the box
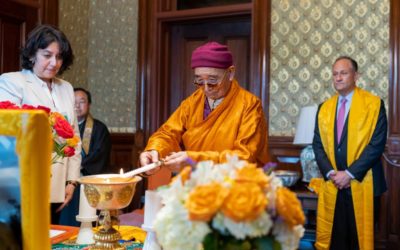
[0,110,52,249]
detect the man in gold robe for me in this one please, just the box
[312,56,387,250]
[139,42,270,172]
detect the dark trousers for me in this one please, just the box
[50,203,63,225]
[330,189,380,250]
[59,185,81,226]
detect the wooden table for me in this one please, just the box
[294,183,318,245]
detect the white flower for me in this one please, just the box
[272,220,305,250]
[225,154,247,169]
[157,175,188,204]
[212,212,273,239]
[154,200,210,250]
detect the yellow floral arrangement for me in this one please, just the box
[153,155,305,250]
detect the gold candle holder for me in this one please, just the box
[78,174,142,250]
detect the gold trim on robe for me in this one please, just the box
[81,114,94,155]
[145,80,270,166]
[315,87,380,250]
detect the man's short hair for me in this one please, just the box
[334,56,358,72]
[74,87,92,104]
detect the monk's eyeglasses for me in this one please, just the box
[193,69,228,88]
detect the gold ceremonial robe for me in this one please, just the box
[145,80,270,166]
[315,87,381,250]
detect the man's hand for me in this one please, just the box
[139,150,161,175]
[164,151,188,173]
[56,183,76,212]
[331,170,352,189]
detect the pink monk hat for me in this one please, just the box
[191,41,233,69]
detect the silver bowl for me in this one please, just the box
[273,170,300,187]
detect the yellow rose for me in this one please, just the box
[185,183,228,221]
[236,164,269,189]
[276,187,305,227]
[66,135,80,147]
[221,182,267,222]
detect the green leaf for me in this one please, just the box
[203,232,219,250]
[223,240,252,250]
[253,236,281,250]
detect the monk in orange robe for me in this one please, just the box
[139,41,270,172]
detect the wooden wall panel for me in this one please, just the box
[388,0,400,164]
[109,133,141,173]
[0,0,58,74]
[0,21,24,73]
[379,1,400,249]
[109,133,146,211]
[0,0,37,74]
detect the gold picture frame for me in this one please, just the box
[0,110,52,249]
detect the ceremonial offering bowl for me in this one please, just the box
[273,170,300,187]
[78,174,142,250]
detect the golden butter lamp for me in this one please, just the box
[78,161,162,249]
[78,174,141,249]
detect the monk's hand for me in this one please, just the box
[139,150,161,175]
[164,151,188,173]
[56,183,76,212]
[332,171,351,189]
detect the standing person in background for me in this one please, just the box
[312,56,387,250]
[60,87,111,226]
[139,41,270,173]
[0,24,81,224]
[73,87,111,176]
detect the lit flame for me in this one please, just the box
[120,168,124,175]
[106,178,110,183]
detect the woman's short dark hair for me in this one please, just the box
[21,24,74,75]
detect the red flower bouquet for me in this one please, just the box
[0,101,79,164]
[49,112,79,163]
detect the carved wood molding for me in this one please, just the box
[155,3,252,21]
[252,0,271,108]
[388,0,400,164]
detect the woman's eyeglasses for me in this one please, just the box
[193,70,228,88]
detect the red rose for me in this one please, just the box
[21,104,37,110]
[0,101,19,109]
[63,146,75,157]
[37,105,51,114]
[53,117,75,139]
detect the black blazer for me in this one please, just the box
[313,100,387,196]
[79,118,112,176]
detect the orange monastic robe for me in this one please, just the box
[145,80,270,166]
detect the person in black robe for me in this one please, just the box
[59,87,111,226]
